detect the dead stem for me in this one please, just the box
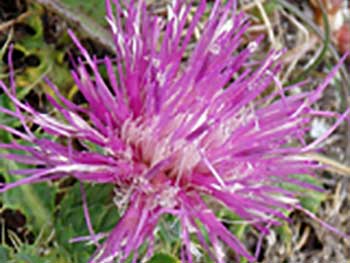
[254,0,278,48]
[31,0,115,54]
[294,225,311,251]
[304,153,350,177]
[0,11,32,32]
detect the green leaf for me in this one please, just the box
[60,0,108,27]
[3,183,56,228]
[264,0,278,15]
[0,157,56,236]
[8,243,69,263]
[147,253,180,263]
[157,214,181,253]
[11,244,44,263]
[250,0,277,19]
[279,174,326,213]
[54,183,119,263]
[217,208,248,240]
[0,246,10,262]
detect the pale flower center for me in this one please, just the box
[120,116,201,179]
[120,108,242,185]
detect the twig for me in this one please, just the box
[294,225,310,251]
[0,28,13,61]
[254,0,277,48]
[304,153,350,177]
[0,11,32,32]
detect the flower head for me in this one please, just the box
[0,0,348,262]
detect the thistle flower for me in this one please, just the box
[0,0,349,262]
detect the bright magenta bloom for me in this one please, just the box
[0,0,348,262]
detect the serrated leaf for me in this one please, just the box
[1,160,56,236]
[2,183,55,224]
[54,183,119,263]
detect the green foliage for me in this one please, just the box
[147,253,180,263]
[2,182,56,235]
[281,174,326,214]
[0,137,56,237]
[264,0,278,15]
[250,0,278,19]
[54,183,119,263]
[157,214,181,254]
[60,0,108,27]
[0,246,10,262]
[0,4,73,98]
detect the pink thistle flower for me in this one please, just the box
[0,0,349,262]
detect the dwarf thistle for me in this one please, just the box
[0,0,349,262]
